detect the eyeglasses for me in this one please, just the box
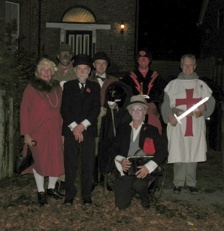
[130,107,145,112]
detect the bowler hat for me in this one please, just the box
[127,95,148,110]
[92,52,111,66]
[58,43,72,53]
[135,49,151,61]
[73,54,91,67]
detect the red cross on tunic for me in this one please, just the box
[175,89,201,136]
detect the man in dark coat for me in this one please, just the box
[98,81,132,186]
[88,52,118,187]
[61,54,101,205]
[113,95,168,210]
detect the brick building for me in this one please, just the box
[1,0,138,73]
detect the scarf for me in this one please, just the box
[177,72,199,80]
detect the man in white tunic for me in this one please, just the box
[161,54,215,194]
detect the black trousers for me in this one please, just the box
[64,134,95,201]
[114,174,151,210]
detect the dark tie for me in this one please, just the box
[80,83,85,93]
[96,75,105,81]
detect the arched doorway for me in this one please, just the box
[62,7,95,56]
[46,7,110,57]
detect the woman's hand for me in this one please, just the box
[24,135,35,146]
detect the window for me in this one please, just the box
[5,1,20,38]
[217,7,224,29]
[62,7,95,23]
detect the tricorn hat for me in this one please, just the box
[92,52,111,66]
[127,95,148,110]
[73,54,91,67]
[58,43,72,53]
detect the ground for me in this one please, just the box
[0,149,224,231]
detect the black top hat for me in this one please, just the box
[73,54,91,67]
[92,52,111,66]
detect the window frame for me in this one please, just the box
[5,1,20,38]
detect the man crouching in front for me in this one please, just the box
[113,95,168,210]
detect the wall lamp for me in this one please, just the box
[120,22,125,35]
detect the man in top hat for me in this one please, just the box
[61,54,101,206]
[54,43,77,89]
[113,95,167,210]
[122,49,165,135]
[88,52,118,188]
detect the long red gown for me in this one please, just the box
[20,84,64,177]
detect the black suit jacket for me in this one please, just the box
[114,123,168,166]
[61,79,101,137]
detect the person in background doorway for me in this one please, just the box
[54,43,76,89]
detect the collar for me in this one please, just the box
[96,73,106,78]
[129,121,144,142]
[129,121,144,130]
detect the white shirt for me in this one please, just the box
[96,73,106,87]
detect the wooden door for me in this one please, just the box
[66,30,92,56]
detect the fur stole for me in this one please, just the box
[29,76,60,93]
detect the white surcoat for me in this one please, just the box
[165,78,212,163]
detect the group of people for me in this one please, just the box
[20,44,215,210]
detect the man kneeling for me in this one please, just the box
[113,95,167,210]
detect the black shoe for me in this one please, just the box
[173,186,182,194]
[140,196,150,209]
[188,186,198,195]
[83,198,92,205]
[64,198,73,206]
[38,191,48,206]
[47,188,63,200]
[55,181,65,196]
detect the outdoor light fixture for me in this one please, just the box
[120,22,125,35]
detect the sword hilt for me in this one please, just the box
[174,114,182,124]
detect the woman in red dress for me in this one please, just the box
[20,58,64,206]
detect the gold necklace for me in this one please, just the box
[45,91,58,108]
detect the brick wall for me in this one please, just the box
[14,0,137,73]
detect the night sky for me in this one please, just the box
[138,0,204,60]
